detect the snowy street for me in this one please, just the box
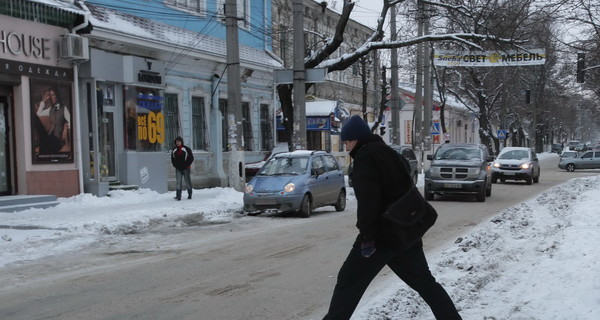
[0,153,598,319]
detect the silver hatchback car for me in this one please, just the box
[243,151,346,218]
[492,147,540,184]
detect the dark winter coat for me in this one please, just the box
[171,143,194,171]
[349,134,413,249]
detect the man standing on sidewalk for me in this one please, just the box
[322,115,461,320]
[171,136,194,200]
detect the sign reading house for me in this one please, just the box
[434,49,546,67]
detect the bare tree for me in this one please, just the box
[276,0,517,151]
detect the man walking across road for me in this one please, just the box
[171,136,194,200]
[322,115,461,320]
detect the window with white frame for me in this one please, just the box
[242,102,254,151]
[192,96,208,150]
[217,0,250,29]
[164,0,205,15]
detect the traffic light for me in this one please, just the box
[577,53,585,83]
[379,126,386,136]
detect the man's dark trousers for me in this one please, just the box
[323,241,462,320]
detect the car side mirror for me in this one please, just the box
[427,155,433,161]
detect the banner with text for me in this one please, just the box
[434,49,546,67]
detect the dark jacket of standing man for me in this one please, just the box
[322,115,461,320]
[171,136,194,200]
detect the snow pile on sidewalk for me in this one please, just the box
[0,187,243,268]
[357,176,600,320]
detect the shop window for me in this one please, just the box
[192,96,208,150]
[307,131,322,150]
[242,102,253,151]
[123,86,166,151]
[164,0,205,15]
[260,104,273,151]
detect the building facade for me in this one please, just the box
[77,0,280,195]
[0,0,87,197]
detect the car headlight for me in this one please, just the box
[245,184,253,193]
[430,167,440,174]
[520,162,531,169]
[284,183,295,193]
[469,168,481,175]
[493,162,501,168]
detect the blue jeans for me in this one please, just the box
[175,168,192,199]
[323,240,461,320]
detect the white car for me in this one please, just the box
[492,147,540,185]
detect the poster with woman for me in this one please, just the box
[30,80,74,163]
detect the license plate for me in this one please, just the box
[444,183,461,189]
[504,172,516,175]
[255,199,277,205]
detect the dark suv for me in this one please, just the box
[424,143,494,202]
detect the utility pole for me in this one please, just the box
[225,0,244,191]
[292,0,306,150]
[390,5,400,145]
[423,6,432,151]
[413,0,424,151]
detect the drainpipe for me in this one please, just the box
[71,1,91,194]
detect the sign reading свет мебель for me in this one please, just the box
[433,49,546,67]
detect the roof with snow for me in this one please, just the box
[85,4,282,69]
[29,0,86,14]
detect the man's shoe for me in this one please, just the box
[187,194,192,199]
[174,197,181,201]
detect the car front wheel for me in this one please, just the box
[334,190,346,212]
[476,183,486,202]
[298,194,312,218]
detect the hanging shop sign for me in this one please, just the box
[433,49,546,67]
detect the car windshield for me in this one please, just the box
[258,156,309,176]
[498,150,529,160]
[434,147,482,160]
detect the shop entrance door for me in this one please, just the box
[0,96,12,195]
[99,107,117,181]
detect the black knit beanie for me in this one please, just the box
[340,115,371,141]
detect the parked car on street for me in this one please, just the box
[424,143,494,202]
[492,147,540,185]
[389,145,419,184]
[558,150,600,172]
[551,143,563,154]
[560,150,579,161]
[567,140,581,151]
[243,150,346,217]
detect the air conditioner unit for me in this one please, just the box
[59,34,89,61]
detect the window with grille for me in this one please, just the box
[164,0,205,15]
[164,93,180,149]
[219,99,228,151]
[192,96,207,150]
[260,104,273,151]
[242,102,254,151]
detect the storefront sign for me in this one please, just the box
[434,49,546,67]
[0,30,51,59]
[276,116,331,131]
[1,58,73,81]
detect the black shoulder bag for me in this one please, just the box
[381,151,438,249]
